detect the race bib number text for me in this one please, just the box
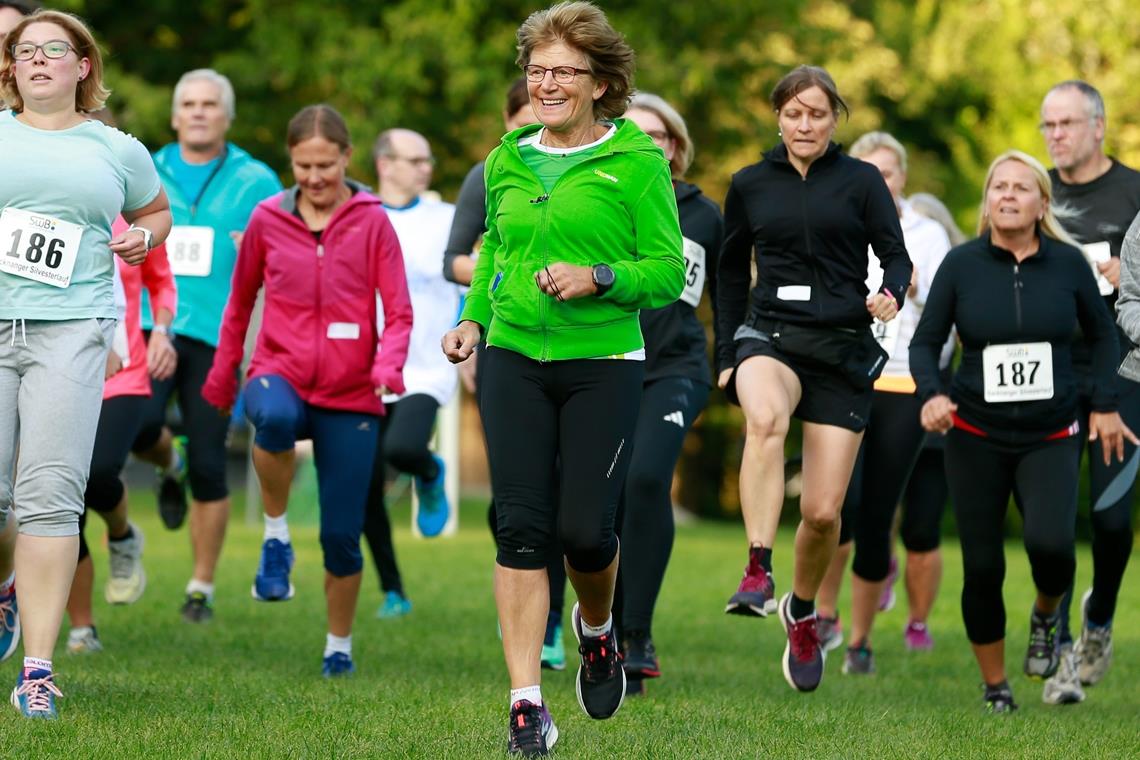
[167,225,215,277]
[679,236,706,308]
[982,342,1054,403]
[0,207,82,288]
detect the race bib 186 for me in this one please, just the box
[982,341,1054,403]
[0,207,83,288]
[166,225,215,277]
[679,236,706,308]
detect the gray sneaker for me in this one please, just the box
[1024,609,1060,680]
[841,641,875,675]
[1042,644,1085,705]
[105,523,146,605]
[1075,589,1113,686]
[817,614,844,653]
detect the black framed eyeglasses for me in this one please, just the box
[10,40,75,61]
[522,64,591,84]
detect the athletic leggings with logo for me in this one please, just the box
[945,428,1082,645]
[613,376,709,636]
[479,347,643,573]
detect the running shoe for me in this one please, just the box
[625,679,645,697]
[376,590,412,619]
[571,602,625,720]
[842,640,875,675]
[507,699,559,757]
[541,623,566,672]
[725,551,776,617]
[415,454,449,538]
[251,538,295,601]
[1075,588,1113,686]
[180,591,214,623]
[878,555,898,612]
[156,435,189,530]
[10,668,61,719]
[817,614,844,653]
[777,592,824,692]
[904,620,935,651]
[1024,609,1060,680]
[322,651,355,678]
[0,584,19,662]
[67,626,104,654]
[982,681,1018,714]
[621,630,660,680]
[105,523,146,605]
[1042,644,1085,705]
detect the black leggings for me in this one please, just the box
[362,394,441,595]
[613,376,709,635]
[900,444,948,553]
[480,347,643,572]
[841,391,925,581]
[946,428,1081,645]
[79,395,147,561]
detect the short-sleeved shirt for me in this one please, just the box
[0,111,162,320]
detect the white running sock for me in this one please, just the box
[0,571,14,596]
[186,578,215,600]
[580,613,613,639]
[264,513,291,544]
[324,633,352,658]
[23,657,51,673]
[510,685,542,707]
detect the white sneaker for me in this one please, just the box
[1075,588,1113,686]
[67,626,103,654]
[1042,644,1085,704]
[105,523,146,605]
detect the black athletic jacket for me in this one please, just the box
[910,231,1119,441]
[641,181,724,386]
[715,142,911,371]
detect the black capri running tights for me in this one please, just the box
[479,347,643,573]
[79,395,148,561]
[945,428,1081,645]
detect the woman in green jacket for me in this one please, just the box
[442,3,683,755]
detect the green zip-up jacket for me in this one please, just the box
[460,120,685,361]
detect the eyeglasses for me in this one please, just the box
[389,155,436,168]
[1038,117,1095,135]
[522,64,591,84]
[9,40,75,61]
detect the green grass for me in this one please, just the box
[4,495,1138,759]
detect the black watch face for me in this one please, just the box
[595,266,615,288]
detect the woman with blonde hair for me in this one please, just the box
[910,150,1134,712]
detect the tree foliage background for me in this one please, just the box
[50,0,1140,518]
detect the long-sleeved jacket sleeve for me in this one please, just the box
[141,241,178,320]
[864,173,912,309]
[200,210,267,410]
[605,161,684,309]
[715,179,753,372]
[700,202,727,365]
[443,161,487,284]
[1073,251,1120,412]
[371,214,412,397]
[1115,211,1140,346]
[909,252,958,401]
[458,157,501,330]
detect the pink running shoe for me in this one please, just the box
[725,550,776,617]
[904,620,934,651]
[878,556,898,612]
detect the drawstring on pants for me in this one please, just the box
[8,319,27,347]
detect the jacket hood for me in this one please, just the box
[674,180,703,204]
[275,178,379,215]
[153,141,258,174]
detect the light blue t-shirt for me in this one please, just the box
[0,111,162,320]
[164,150,221,211]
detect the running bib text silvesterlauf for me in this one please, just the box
[0,207,82,288]
[982,342,1054,403]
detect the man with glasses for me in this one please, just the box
[131,69,281,623]
[361,129,458,616]
[1039,79,1140,705]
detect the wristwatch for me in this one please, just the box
[127,224,154,251]
[592,264,615,297]
[152,324,173,337]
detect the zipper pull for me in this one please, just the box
[317,244,324,258]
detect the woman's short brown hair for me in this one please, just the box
[286,104,351,153]
[0,9,109,113]
[770,65,849,120]
[515,1,635,121]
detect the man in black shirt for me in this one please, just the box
[1040,79,1140,704]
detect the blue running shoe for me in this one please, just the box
[541,623,566,671]
[415,454,450,538]
[322,652,355,678]
[376,590,412,619]
[11,668,61,719]
[0,584,19,662]
[251,538,295,601]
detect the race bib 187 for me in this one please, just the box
[166,225,215,277]
[982,341,1054,403]
[0,207,83,288]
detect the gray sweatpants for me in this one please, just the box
[0,318,113,537]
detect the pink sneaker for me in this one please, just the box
[878,556,898,612]
[904,620,934,651]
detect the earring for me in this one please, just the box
[778,130,783,137]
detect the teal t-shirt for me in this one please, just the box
[0,111,162,320]
[164,150,222,212]
[518,124,615,192]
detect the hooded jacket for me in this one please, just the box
[202,183,412,416]
[460,120,685,361]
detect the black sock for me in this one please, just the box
[789,593,814,620]
[108,526,133,543]
[749,545,773,572]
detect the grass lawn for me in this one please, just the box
[3,493,1138,758]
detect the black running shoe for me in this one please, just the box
[983,681,1018,714]
[571,603,626,720]
[1024,609,1060,680]
[156,436,188,530]
[507,700,558,757]
[180,591,213,624]
[777,592,825,692]
[622,630,660,680]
